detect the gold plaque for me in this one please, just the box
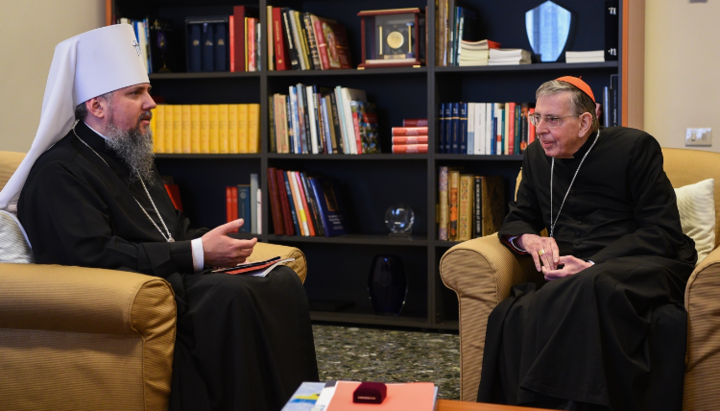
[387,31,404,50]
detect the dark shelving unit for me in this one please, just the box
[110,0,625,330]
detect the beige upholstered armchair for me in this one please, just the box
[0,151,307,411]
[440,148,720,410]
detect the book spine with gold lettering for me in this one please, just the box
[152,104,165,153]
[190,105,201,153]
[228,104,239,153]
[248,103,260,153]
[237,104,249,153]
[172,105,182,153]
[200,105,210,153]
[181,105,191,153]
[209,104,219,153]
[457,174,473,241]
[218,104,229,153]
[164,104,174,153]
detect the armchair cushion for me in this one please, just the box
[675,178,715,263]
[0,210,33,263]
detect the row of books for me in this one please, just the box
[266,6,352,71]
[225,173,262,234]
[436,0,478,66]
[269,84,379,155]
[118,18,163,74]
[185,6,262,72]
[439,102,536,156]
[437,167,505,241]
[267,168,347,237]
[458,39,500,67]
[391,126,429,154]
[150,104,260,154]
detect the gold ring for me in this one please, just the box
[538,249,545,256]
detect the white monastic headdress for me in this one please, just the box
[0,24,149,212]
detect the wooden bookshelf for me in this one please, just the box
[108,0,634,330]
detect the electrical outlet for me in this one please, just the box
[685,128,712,147]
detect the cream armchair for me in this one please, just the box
[440,147,720,410]
[0,151,307,411]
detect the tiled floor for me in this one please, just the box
[312,324,461,400]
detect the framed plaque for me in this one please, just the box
[357,8,425,69]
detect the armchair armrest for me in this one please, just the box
[250,242,307,283]
[0,263,175,411]
[439,234,540,402]
[683,246,720,410]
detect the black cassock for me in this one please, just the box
[18,121,319,411]
[477,127,697,411]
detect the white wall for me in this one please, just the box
[0,0,105,153]
[645,0,720,152]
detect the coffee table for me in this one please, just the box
[436,399,553,410]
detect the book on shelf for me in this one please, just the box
[392,127,428,136]
[488,48,532,65]
[270,84,377,154]
[458,39,501,67]
[226,186,238,232]
[231,6,259,72]
[437,166,449,240]
[185,16,230,72]
[437,101,533,155]
[161,176,183,211]
[269,8,351,71]
[605,0,619,61]
[237,184,251,233]
[150,104,260,154]
[267,170,346,237]
[250,173,260,234]
[566,50,605,63]
[438,169,505,240]
[403,118,428,127]
[392,136,428,145]
[392,144,428,154]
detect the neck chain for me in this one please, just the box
[549,128,600,238]
[73,123,175,242]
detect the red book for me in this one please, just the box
[164,183,183,211]
[272,7,288,70]
[293,171,316,236]
[311,14,330,70]
[226,186,238,232]
[232,6,257,73]
[506,102,516,155]
[229,15,235,72]
[392,126,429,136]
[275,168,294,235]
[392,136,428,145]
[392,144,428,154]
[267,167,286,235]
[246,17,258,71]
[528,107,536,145]
[402,118,428,127]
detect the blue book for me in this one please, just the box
[438,103,446,154]
[282,172,301,235]
[320,97,333,155]
[188,24,202,72]
[451,102,460,154]
[458,102,468,154]
[309,177,346,236]
[201,22,214,72]
[443,103,453,153]
[236,185,250,232]
[214,22,227,71]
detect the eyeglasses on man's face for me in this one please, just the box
[528,113,582,128]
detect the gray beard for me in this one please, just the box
[104,121,156,185]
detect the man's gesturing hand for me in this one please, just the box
[201,219,257,268]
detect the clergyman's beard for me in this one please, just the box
[104,114,156,184]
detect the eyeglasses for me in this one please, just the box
[528,113,581,128]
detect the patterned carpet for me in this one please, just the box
[312,324,461,400]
